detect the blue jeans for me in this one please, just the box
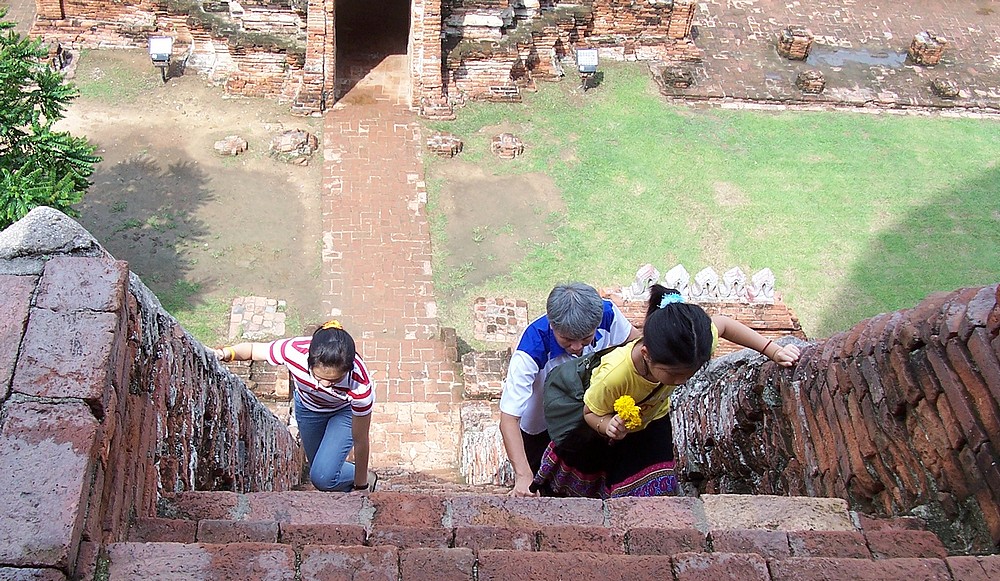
[294,394,356,492]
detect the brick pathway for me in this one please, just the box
[321,65,463,474]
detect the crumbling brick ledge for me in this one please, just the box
[0,207,303,578]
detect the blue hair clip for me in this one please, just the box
[659,293,684,309]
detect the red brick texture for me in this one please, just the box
[0,249,302,578]
[299,545,399,581]
[0,274,35,400]
[0,400,98,571]
[673,284,1000,552]
[5,234,997,579]
[769,557,953,581]
[103,491,982,579]
[105,542,297,579]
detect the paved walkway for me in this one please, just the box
[320,57,463,474]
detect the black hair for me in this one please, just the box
[643,284,714,369]
[307,325,356,372]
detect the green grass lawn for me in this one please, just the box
[424,62,1000,340]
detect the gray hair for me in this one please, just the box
[546,282,604,339]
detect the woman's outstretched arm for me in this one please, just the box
[712,315,801,366]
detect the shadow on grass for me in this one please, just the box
[75,150,213,313]
[818,166,1000,336]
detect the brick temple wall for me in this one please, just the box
[590,0,696,39]
[412,0,444,103]
[673,284,1000,553]
[31,0,702,113]
[445,0,703,102]
[0,208,302,576]
[30,0,322,109]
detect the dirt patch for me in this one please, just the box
[56,50,561,337]
[432,160,565,289]
[58,50,326,335]
[713,181,748,207]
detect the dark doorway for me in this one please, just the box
[335,0,411,100]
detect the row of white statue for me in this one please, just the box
[621,264,776,304]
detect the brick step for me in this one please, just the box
[139,492,956,560]
[103,542,1000,580]
[286,467,510,496]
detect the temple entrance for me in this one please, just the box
[334,0,412,103]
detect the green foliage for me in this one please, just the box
[0,11,100,229]
[424,62,1000,339]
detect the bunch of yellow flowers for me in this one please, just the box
[613,395,643,430]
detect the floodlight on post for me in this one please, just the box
[576,47,599,92]
[148,35,174,82]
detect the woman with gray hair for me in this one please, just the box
[499,282,640,496]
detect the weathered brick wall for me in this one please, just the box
[0,208,302,578]
[590,0,696,39]
[292,0,330,114]
[43,0,155,21]
[226,47,305,100]
[412,0,444,105]
[31,0,703,111]
[447,50,524,100]
[31,0,317,108]
[673,284,1000,553]
[446,1,702,101]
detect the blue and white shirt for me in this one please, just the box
[499,300,634,435]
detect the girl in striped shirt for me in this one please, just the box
[216,320,376,492]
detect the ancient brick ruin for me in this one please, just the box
[0,208,303,577]
[29,0,702,115]
[673,283,1000,554]
[1,208,999,577]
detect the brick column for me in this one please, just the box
[35,0,64,20]
[667,0,696,40]
[294,0,335,114]
[411,0,443,105]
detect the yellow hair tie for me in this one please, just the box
[321,320,344,330]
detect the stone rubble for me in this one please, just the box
[268,129,319,165]
[796,69,826,94]
[490,132,524,159]
[777,26,814,60]
[213,135,249,156]
[909,30,948,66]
[426,131,464,157]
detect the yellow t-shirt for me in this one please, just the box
[582,324,719,430]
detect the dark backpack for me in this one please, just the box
[542,344,621,448]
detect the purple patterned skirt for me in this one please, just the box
[531,414,677,498]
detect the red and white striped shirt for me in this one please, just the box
[265,337,374,415]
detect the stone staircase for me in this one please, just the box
[105,491,999,580]
[3,211,1000,581]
